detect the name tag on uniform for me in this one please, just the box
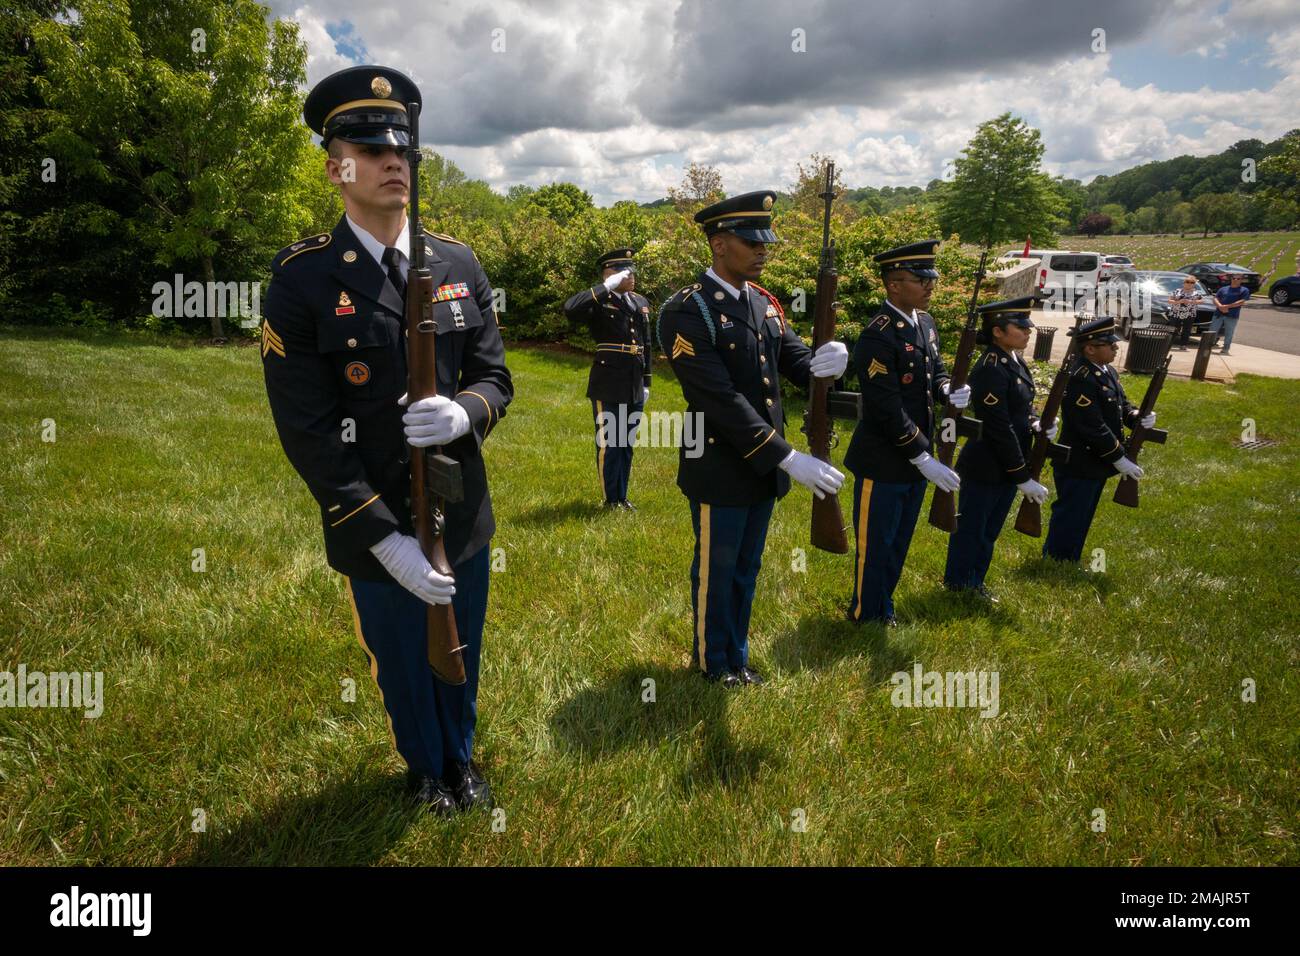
[449,300,466,329]
[434,282,470,302]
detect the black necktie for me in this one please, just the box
[382,247,406,300]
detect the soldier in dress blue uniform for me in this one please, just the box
[943,297,1054,601]
[843,241,972,626]
[1043,316,1153,563]
[261,66,513,814]
[563,248,652,510]
[658,191,849,687]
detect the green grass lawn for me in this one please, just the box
[1,326,1296,865]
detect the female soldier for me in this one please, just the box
[943,296,1054,602]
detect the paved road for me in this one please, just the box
[1233,301,1300,356]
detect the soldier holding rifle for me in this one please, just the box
[943,297,1054,601]
[658,191,849,687]
[1042,316,1152,563]
[261,66,512,814]
[844,241,971,626]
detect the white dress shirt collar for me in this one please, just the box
[706,267,746,300]
[346,214,410,274]
[884,299,919,326]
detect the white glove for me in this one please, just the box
[643,386,650,403]
[1114,456,1144,479]
[400,393,470,447]
[809,341,849,380]
[1140,411,1156,429]
[602,269,631,292]
[1016,478,1049,504]
[944,383,971,409]
[910,451,960,492]
[779,449,845,500]
[1031,418,1059,442]
[369,531,455,606]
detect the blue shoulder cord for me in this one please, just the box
[656,291,717,351]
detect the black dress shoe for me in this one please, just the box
[737,666,765,686]
[883,615,898,628]
[703,670,743,689]
[602,500,621,510]
[974,585,999,604]
[619,499,637,512]
[410,775,458,816]
[447,760,493,810]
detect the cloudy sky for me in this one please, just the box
[268,0,1300,204]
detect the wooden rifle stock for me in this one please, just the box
[808,163,849,554]
[1114,353,1171,508]
[405,102,466,686]
[1013,313,1081,537]
[927,251,987,533]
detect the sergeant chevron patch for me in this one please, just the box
[261,321,285,358]
[868,358,888,378]
[672,333,695,359]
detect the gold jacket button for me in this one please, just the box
[708,437,715,444]
[760,354,766,363]
[763,377,771,385]
[766,397,774,407]
[730,343,736,350]
[347,337,358,348]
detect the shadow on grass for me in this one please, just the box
[187,771,420,865]
[549,663,773,792]
[1017,555,1117,598]
[513,497,605,527]
[767,614,912,684]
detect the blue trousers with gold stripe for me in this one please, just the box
[943,479,1019,589]
[592,399,643,504]
[345,545,490,780]
[1043,473,1107,563]
[690,498,775,677]
[848,476,926,623]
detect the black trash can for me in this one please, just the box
[1124,327,1172,374]
[1032,326,1056,362]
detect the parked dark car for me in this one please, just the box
[1107,270,1217,339]
[1177,262,1263,293]
[1268,274,1300,306]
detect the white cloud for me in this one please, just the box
[268,0,1298,204]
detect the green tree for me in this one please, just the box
[1131,206,1158,234]
[787,152,848,219]
[1149,189,1181,232]
[35,0,312,338]
[1258,132,1300,221]
[668,161,724,210]
[1099,203,1128,234]
[938,112,1065,249]
[1190,192,1241,237]
[526,182,593,225]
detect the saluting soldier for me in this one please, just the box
[1043,316,1153,563]
[843,241,971,626]
[942,297,1053,600]
[562,248,652,510]
[261,66,513,814]
[658,191,849,687]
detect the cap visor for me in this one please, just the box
[335,129,409,147]
[731,228,779,243]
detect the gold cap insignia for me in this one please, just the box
[342,250,358,263]
[762,195,773,210]
[339,292,352,306]
[371,76,392,97]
